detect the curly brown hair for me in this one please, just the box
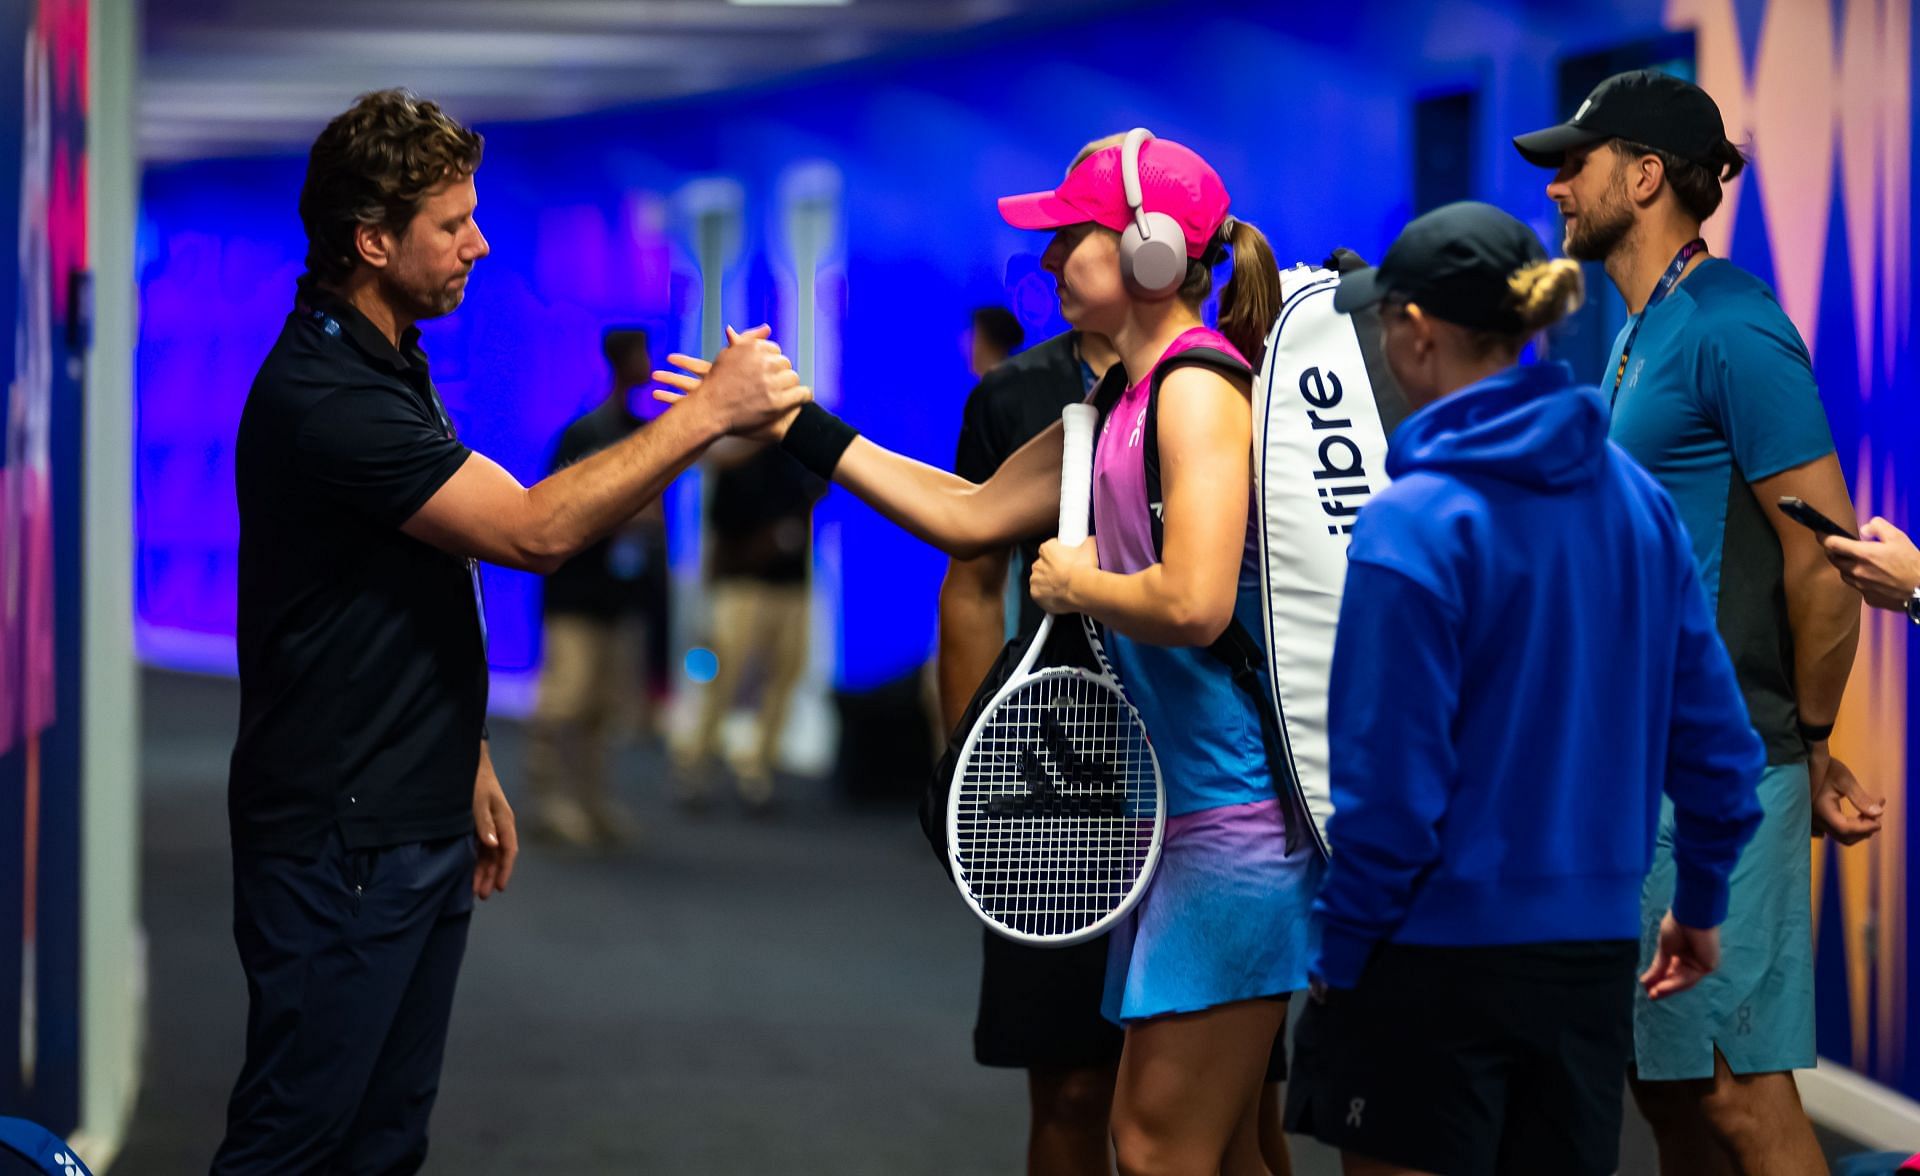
[299,89,484,286]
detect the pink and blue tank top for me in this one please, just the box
[1090,327,1276,816]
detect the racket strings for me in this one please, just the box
[953,669,1159,941]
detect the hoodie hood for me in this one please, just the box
[1387,361,1608,491]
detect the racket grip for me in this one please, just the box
[1057,403,1096,546]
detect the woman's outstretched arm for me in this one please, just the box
[656,346,1062,558]
[831,423,1064,558]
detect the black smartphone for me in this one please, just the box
[1776,496,1855,540]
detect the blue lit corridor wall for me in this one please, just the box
[138,0,1649,686]
[136,0,1920,1099]
[137,157,694,676]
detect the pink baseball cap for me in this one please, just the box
[998,137,1231,259]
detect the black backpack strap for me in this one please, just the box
[1142,347,1252,556]
[1206,618,1309,855]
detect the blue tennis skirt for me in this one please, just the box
[1103,796,1323,1023]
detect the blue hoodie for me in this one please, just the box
[1313,361,1765,990]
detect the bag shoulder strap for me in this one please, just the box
[1206,616,1308,853]
[1142,346,1252,556]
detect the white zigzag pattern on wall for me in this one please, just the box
[1666,0,1911,398]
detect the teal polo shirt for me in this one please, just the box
[1606,258,1835,764]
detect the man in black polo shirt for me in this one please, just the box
[215,89,805,1174]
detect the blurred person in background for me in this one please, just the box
[971,304,1026,378]
[525,327,667,848]
[940,320,1125,1175]
[675,441,824,811]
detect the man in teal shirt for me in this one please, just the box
[1517,70,1884,1173]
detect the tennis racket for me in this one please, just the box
[947,403,1164,946]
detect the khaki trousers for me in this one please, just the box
[690,580,810,782]
[527,614,647,814]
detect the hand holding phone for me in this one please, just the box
[1777,497,1855,541]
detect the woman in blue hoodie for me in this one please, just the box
[1281,202,1765,1176]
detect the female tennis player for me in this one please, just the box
[660,133,1312,1175]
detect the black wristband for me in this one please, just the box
[1798,719,1835,744]
[780,402,859,480]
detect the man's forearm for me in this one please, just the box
[1788,563,1860,726]
[937,588,1006,731]
[526,402,723,563]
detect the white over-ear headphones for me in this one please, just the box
[1119,127,1188,298]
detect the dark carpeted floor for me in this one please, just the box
[114,669,1866,1174]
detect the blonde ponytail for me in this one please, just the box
[1508,259,1585,333]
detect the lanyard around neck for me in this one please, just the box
[1611,238,1707,407]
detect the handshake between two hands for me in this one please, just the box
[651,324,813,441]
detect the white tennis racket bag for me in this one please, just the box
[1249,261,1410,857]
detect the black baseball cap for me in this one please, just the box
[1513,69,1728,169]
[1333,201,1548,333]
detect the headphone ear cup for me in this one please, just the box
[1121,210,1188,297]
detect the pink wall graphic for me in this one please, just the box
[3,0,61,767]
[2,0,86,1107]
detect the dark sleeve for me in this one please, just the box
[294,384,472,528]
[1663,544,1766,928]
[953,377,1009,482]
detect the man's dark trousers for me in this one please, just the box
[211,830,475,1175]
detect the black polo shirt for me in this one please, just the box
[541,396,660,620]
[952,331,1097,636]
[707,448,823,585]
[230,282,487,855]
